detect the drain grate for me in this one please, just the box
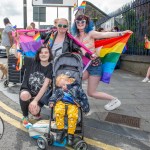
[105,113,140,128]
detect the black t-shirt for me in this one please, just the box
[21,57,53,96]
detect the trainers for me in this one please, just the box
[142,77,149,82]
[104,98,121,111]
[22,116,32,129]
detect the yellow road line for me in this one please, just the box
[0,101,22,119]
[0,101,123,150]
[85,137,123,150]
[0,111,27,132]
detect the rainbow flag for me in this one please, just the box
[73,3,78,12]
[78,1,86,10]
[33,32,41,42]
[18,33,42,57]
[145,41,150,49]
[95,33,132,83]
[48,33,54,48]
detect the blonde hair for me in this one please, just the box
[56,74,75,87]
[58,18,69,25]
[26,25,33,30]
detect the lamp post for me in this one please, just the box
[23,0,27,29]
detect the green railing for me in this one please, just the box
[96,0,150,56]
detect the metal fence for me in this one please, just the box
[96,0,150,56]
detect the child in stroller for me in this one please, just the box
[49,73,90,146]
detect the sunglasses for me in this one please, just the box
[75,20,86,24]
[58,24,68,28]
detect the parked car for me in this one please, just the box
[0,45,7,57]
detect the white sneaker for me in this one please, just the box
[142,77,149,82]
[104,98,121,111]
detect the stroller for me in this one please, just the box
[36,52,88,150]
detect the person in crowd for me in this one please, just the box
[2,17,15,57]
[30,22,36,29]
[112,26,120,32]
[142,35,150,82]
[49,74,89,146]
[72,14,133,111]
[26,25,35,36]
[142,66,150,82]
[44,18,80,58]
[19,45,53,128]
[97,27,105,32]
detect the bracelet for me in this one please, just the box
[85,52,91,59]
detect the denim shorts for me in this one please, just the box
[86,63,102,77]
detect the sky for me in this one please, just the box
[0,0,132,28]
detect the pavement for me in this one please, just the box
[0,69,150,142]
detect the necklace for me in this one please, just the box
[78,33,87,43]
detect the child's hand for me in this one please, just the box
[49,103,54,107]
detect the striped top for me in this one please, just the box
[82,35,95,53]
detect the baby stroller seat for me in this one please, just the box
[37,53,88,150]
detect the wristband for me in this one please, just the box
[85,52,91,59]
[118,32,123,36]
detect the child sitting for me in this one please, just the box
[49,74,90,146]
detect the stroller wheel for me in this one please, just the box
[4,80,9,87]
[44,133,54,145]
[74,140,88,150]
[73,136,82,145]
[37,136,48,150]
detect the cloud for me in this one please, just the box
[0,1,22,17]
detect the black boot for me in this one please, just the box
[67,134,74,146]
[56,130,65,142]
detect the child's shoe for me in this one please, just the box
[56,130,65,142]
[22,116,32,129]
[67,134,74,146]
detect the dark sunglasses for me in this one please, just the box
[75,20,86,24]
[58,24,68,28]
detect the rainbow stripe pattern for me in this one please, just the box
[73,3,78,12]
[33,32,41,42]
[145,41,150,49]
[78,1,86,10]
[95,33,132,83]
[48,33,54,48]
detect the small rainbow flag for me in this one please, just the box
[95,33,132,83]
[48,32,54,47]
[33,32,41,42]
[73,3,78,12]
[78,1,86,10]
[145,41,150,49]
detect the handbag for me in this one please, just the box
[40,87,52,106]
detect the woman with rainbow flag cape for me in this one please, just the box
[141,35,150,82]
[72,14,133,111]
[43,18,81,57]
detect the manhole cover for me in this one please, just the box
[105,113,140,128]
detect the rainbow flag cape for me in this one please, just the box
[95,33,132,83]
[78,1,86,10]
[145,41,150,49]
[73,3,78,12]
[33,32,41,42]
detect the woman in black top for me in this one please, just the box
[20,45,53,128]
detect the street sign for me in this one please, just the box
[32,0,77,7]
[33,7,46,22]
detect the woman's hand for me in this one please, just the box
[29,100,38,112]
[49,103,54,107]
[121,30,133,36]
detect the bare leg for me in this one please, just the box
[146,67,150,78]
[87,75,114,100]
